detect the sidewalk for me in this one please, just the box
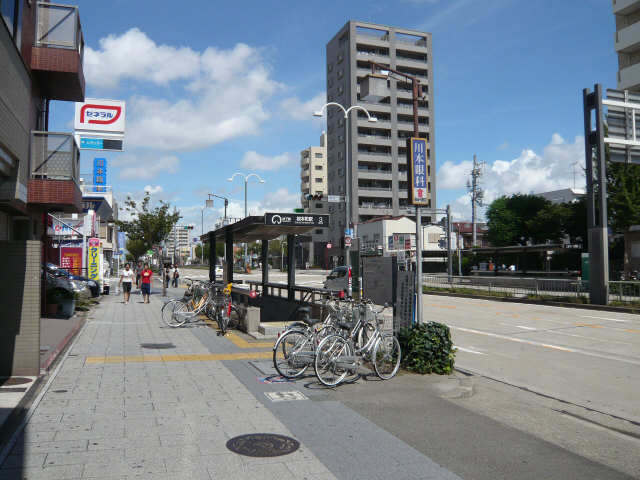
[0,285,461,480]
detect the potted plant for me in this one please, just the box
[47,288,76,318]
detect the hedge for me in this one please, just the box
[398,322,456,374]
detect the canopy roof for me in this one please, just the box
[201,215,325,243]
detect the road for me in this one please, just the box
[422,294,640,424]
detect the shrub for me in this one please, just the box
[398,322,456,374]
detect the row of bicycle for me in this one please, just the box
[272,297,402,387]
[160,279,242,335]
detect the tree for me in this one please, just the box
[607,161,640,234]
[486,194,551,246]
[116,194,181,261]
[125,238,147,261]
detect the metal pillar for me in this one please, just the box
[261,239,269,287]
[583,84,609,305]
[208,231,215,282]
[447,205,452,282]
[344,112,351,272]
[224,228,234,285]
[287,234,295,300]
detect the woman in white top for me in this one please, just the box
[119,263,134,304]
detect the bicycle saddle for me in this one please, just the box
[338,322,355,331]
[297,306,311,315]
[302,316,323,326]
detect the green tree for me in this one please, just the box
[486,194,551,246]
[125,238,147,261]
[607,161,640,234]
[116,194,181,261]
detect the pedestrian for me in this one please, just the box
[140,263,153,303]
[172,264,180,288]
[135,261,142,289]
[119,263,133,304]
[164,264,171,288]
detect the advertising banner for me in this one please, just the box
[75,99,126,133]
[61,247,83,276]
[406,137,429,206]
[88,244,101,282]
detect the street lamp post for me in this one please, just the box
[228,173,265,271]
[313,103,377,282]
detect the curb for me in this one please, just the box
[423,290,640,315]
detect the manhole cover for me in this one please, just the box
[265,391,308,402]
[226,433,300,457]
[0,377,32,387]
[140,343,175,349]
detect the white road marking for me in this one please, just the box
[450,325,640,366]
[454,346,487,355]
[515,325,536,330]
[581,315,630,323]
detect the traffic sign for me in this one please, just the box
[146,250,153,255]
[344,236,352,247]
[327,243,332,249]
[264,213,329,227]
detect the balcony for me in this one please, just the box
[616,20,640,53]
[28,132,81,213]
[30,2,85,101]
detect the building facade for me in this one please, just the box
[166,225,193,264]
[325,21,435,261]
[1,0,85,376]
[536,188,585,205]
[614,0,640,91]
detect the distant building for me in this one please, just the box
[614,0,640,91]
[536,188,585,204]
[453,222,489,249]
[166,225,192,264]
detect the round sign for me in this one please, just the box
[326,243,332,249]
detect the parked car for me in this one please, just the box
[45,263,97,297]
[323,266,352,294]
[215,264,223,277]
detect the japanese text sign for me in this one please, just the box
[406,138,429,206]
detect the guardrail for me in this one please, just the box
[423,275,640,305]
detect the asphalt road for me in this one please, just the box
[422,294,640,425]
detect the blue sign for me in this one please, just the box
[80,137,103,149]
[406,138,429,206]
[93,158,107,191]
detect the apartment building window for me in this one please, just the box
[315,178,323,183]
[328,63,333,72]
[315,229,323,235]
[337,69,344,79]
[314,153,323,158]
[328,78,334,87]
[337,85,344,95]
[315,203,323,209]
[314,165,323,170]
[337,53,344,63]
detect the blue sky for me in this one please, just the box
[49,0,616,228]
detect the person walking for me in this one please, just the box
[119,263,134,304]
[135,261,142,290]
[164,264,171,288]
[172,265,180,288]
[140,263,153,303]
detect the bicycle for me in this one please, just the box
[211,283,242,335]
[314,302,400,387]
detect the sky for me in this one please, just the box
[49,0,617,230]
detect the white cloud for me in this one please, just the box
[241,151,295,171]
[85,29,282,151]
[111,155,180,180]
[143,185,163,195]
[438,160,472,189]
[439,134,586,220]
[280,92,326,121]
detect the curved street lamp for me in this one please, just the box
[228,172,266,270]
[313,102,377,272]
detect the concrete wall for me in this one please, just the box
[0,240,41,376]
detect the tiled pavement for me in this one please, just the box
[0,286,461,480]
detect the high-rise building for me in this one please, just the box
[325,21,435,259]
[614,0,640,91]
[300,131,328,205]
[300,132,329,267]
[166,225,193,264]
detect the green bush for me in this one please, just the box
[398,322,456,375]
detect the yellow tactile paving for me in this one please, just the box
[85,350,277,364]
[197,314,274,348]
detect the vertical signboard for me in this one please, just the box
[93,158,107,192]
[61,247,83,276]
[406,138,429,206]
[88,237,101,282]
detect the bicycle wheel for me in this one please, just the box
[165,300,190,327]
[315,334,354,387]
[162,300,186,327]
[273,330,311,378]
[226,304,242,331]
[373,334,401,380]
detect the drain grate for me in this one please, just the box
[140,343,175,349]
[0,377,32,387]
[264,391,308,402]
[226,433,300,457]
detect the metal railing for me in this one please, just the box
[31,132,79,182]
[80,184,112,194]
[35,2,84,56]
[423,275,640,305]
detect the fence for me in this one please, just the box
[423,275,640,305]
[31,132,79,181]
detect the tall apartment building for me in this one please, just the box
[325,21,435,259]
[166,225,192,263]
[1,1,85,376]
[614,0,640,91]
[300,132,329,267]
[300,131,328,204]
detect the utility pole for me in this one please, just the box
[467,155,484,247]
[446,205,452,282]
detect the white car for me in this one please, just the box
[215,265,223,277]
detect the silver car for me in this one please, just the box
[323,266,351,294]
